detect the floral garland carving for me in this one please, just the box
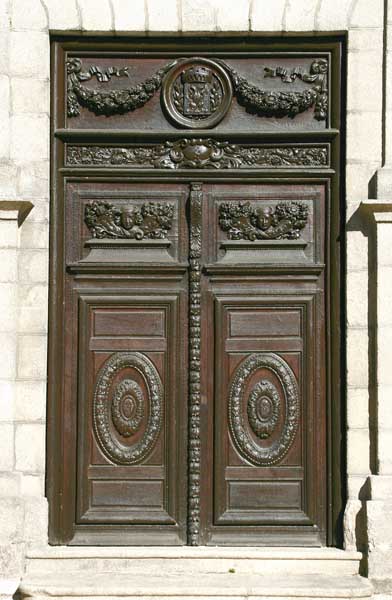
[228,353,299,466]
[219,201,309,241]
[67,141,329,169]
[84,200,174,240]
[93,352,163,465]
[188,183,202,546]
[66,57,328,121]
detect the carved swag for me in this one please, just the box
[84,201,174,240]
[219,201,309,241]
[66,57,329,122]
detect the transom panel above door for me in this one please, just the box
[48,36,344,546]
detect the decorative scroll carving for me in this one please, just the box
[111,379,144,437]
[93,352,163,465]
[225,58,328,121]
[188,182,202,546]
[219,201,309,241]
[247,380,280,439]
[228,353,299,466]
[67,57,174,117]
[162,58,233,128]
[67,142,329,169]
[84,201,174,240]
[66,57,328,122]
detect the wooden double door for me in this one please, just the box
[48,37,343,546]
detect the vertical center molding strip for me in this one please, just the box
[188,182,203,546]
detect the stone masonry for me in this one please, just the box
[0,0,391,598]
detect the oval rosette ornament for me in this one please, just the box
[93,352,163,465]
[228,352,299,466]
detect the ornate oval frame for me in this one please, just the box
[93,352,163,465]
[228,352,299,466]
[161,57,233,129]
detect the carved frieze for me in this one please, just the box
[66,56,329,123]
[84,201,174,240]
[67,141,329,169]
[228,353,299,466]
[219,201,309,241]
[93,352,163,465]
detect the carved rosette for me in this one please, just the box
[93,352,163,465]
[228,353,299,466]
[188,182,202,546]
[247,380,280,439]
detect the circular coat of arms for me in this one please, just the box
[162,58,233,129]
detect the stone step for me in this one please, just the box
[24,547,363,577]
[19,572,373,600]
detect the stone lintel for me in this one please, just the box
[360,199,392,222]
[0,201,34,227]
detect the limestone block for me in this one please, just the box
[0,380,15,421]
[0,424,14,471]
[347,112,382,163]
[21,200,48,223]
[0,543,24,579]
[343,498,363,550]
[15,380,46,422]
[17,306,47,334]
[10,32,49,78]
[367,500,392,548]
[376,223,392,266]
[346,270,368,328]
[284,0,318,31]
[369,475,392,500]
[181,0,215,31]
[346,230,368,272]
[0,219,18,249]
[20,474,44,497]
[0,33,9,75]
[316,0,351,30]
[11,0,47,31]
[0,249,17,282]
[348,28,384,52]
[0,164,18,198]
[250,0,285,31]
[350,0,384,28]
[378,430,392,474]
[0,75,10,117]
[0,1,9,30]
[17,162,49,199]
[215,0,249,32]
[346,328,369,388]
[15,423,45,472]
[347,387,369,430]
[18,283,48,309]
[0,119,10,161]
[0,498,23,543]
[44,0,80,30]
[347,428,370,475]
[377,268,392,326]
[347,51,383,113]
[146,0,178,31]
[11,78,49,114]
[17,334,47,379]
[18,250,48,284]
[23,496,48,544]
[112,0,145,31]
[10,114,49,162]
[78,0,113,31]
[377,326,392,385]
[347,474,369,498]
[0,333,16,379]
[378,386,392,431]
[0,474,20,497]
[19,222,49,250]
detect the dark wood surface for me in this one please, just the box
[47,36,344,546]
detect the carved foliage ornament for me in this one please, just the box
[219,200,309,241]
[228,353,299,466]
[66,56,329,124]
[67,141,329,169]
[84,201,174,240]
[93,352,163,465]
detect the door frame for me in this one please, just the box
[47,34,346,546]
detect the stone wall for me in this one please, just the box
[0,0,390,594]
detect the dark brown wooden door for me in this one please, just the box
[48,37,344,546]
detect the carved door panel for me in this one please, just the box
[191,183,327,546]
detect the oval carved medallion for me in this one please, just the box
[228,352,299,466]
[162,58,233,129]
[93,352,163,465]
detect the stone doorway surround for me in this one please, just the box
[0,0,392,599]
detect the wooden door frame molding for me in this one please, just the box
[47,34,346,546]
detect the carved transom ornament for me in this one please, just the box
[219,200,309,241]
[93,352,163,465]
[66,56,329,125]
[228,352,299,466]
